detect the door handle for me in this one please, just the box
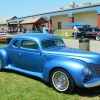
[19,53,22,57]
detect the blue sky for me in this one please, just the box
[1,0,100,18]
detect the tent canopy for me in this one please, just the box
[65,22,88,27]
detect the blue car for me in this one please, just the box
[28,29,42,33]
[0,33,100,94]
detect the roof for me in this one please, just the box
[14,33,60,42]
[20,17,48,24]
[0,16,17,25]
[5,2,100,23]
[31,2,100,15]
[9,22,18,24]
[0,22,6,24]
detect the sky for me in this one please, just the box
[1,0,100,18]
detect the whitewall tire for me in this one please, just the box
[96,36,100,40]
[50,69,76,94]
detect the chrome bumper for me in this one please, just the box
[84,78,100,88]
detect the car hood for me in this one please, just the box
[43,47,100,64]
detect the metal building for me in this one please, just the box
[6,2,100,31]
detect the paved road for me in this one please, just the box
[63,39,100,53]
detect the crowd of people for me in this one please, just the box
[0,25,54,35]
[0,24,78,39]
[17,25,54,34]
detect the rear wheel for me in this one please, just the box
[50,69,76,94]
[96,36,100,40]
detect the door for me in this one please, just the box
[18,40,42,72]
[7,40,19,67]
[58,22,62,29]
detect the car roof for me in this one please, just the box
[13,33,61,41]
[78,27,100,31]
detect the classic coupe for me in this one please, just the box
[0,33,100,94]
[77,27,100,40]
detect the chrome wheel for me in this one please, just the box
[50,69,75,93]
[52,71,69,91]
[96,36,100,40]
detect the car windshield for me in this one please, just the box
[41,39,66,49]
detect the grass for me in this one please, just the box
[0,71,100,100]
[53,29,74,39]
[0,36,100,100]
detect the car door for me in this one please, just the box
[18,39,42,72]
[7,39,20,67]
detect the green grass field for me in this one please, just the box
[53,29,74,39]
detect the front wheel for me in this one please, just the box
[50,69,76,94]
[96,36,100,40]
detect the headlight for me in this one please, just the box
[83,66,90,75]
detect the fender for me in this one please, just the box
[0,49,9,69]
[43,57,87,87]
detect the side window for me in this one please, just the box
[21,40,38,49]
[41,40,55,48]
[13,40,19,47]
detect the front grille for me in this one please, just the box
[91,64,100,76]
[84,75,93,82]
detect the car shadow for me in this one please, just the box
[71,86,100,97]
[4,69,51,87]
[4,69,100,97]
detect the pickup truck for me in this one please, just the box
[78,27,100,40]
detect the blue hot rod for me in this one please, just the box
[0,33,100,94]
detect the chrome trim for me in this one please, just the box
[84,78,100,88]
[52,71,69,91]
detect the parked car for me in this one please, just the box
[0,29,7,35]
[0,33,100,94]
[0,29,15,35]
[78,27,100,40]
[27,29,42,33]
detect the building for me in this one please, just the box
[6,2,100,31]
[0,16,17,30]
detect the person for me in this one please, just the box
[21,26,25,33]
[18,27,20,34]
[32,27,35,30]
[48,25,54,34]
[8,26,13,34]
[8,26,11,30]
[1,28,4,30]
[73,26,78,39]
[42,25,48,33]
